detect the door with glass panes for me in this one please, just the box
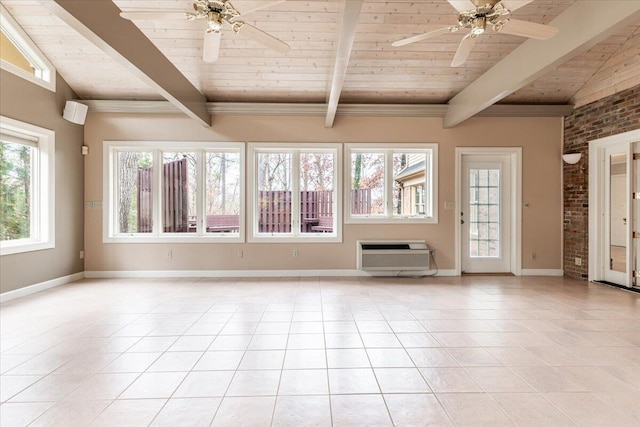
[462,155,512,273]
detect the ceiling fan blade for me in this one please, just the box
[203,30,222,63]
[447,0,477,13]
[235,1,287,17]
[119,11,186,21]
[451,33,476,67]
[237,22,290,54]
[498,0,535,12]
[499,19,559,40]
[392,26,455,47]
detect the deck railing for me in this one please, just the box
[137,167,371,233]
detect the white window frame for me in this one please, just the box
[0,116,55,255]
[0,5,56,92]
[104,141,245,243]
[345,143,438,224]
[248,143,342,243]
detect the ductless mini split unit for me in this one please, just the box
[357,240,431,272]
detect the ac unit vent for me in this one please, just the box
[358,240,430,271]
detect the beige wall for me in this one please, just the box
[0,70,84,293]
[84,113,563,273]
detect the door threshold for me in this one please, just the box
[594,280,640,294]
[461,272,515,276]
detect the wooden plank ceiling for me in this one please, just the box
[2,0,639,107]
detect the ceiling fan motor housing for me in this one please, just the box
[472,0,501,7]
[458,1,511,33]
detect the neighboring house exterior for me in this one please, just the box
[394,153,426,216]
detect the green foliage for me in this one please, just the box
[353,153,362,189]
[0,141,31,241]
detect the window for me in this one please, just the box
[414,185,425,215]
[105,142,244,242]
[345,144,437,223]
[0,116,55,255]
[469,167,500,258]
[0,5,56,91]
[248,144,341,242]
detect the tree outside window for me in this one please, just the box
[0,140,32,241]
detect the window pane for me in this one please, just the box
[393,152,426,216]
[258,152,292,233]
[0,140,32,241]
[118,152,153,234]
[300,152,334,234]
[468,167,500,259]
[205,152,240,234]
[0,30,34,75]
[162,152,196,233]
[351,152,384,215]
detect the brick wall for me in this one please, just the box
[563,84,640,279]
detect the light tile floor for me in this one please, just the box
[1,276,639,426]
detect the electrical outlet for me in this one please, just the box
[237,250,244,258]
[293,249,299,258]
[532,252,537,261]
[575,257,582,266]
[79,250,85,259]
[167,250,172,259]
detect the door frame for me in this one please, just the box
[455,147,522,276]
[588,129,640,286]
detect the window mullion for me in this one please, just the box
[113,149,120,236]
[196,150,204,235]
[153,149,162,236]
[30,146,39,240]
[425,152,432,217]
[385,149,393,218]
[291,150,300,236]
[345,148,352,222]
[250,147,258,239]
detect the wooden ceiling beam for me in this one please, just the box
[443,0,640,128]
[325,0,364,128]
[41,0,210,127]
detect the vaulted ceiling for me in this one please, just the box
[3,0,640,126]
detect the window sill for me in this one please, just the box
[248,234,342,243]
[346,217,438,225]
[104,234,244,244]
[0,240,54,256]
[0,61,56,92]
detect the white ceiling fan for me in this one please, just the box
[392,0,559,67]
[120,0,290,63]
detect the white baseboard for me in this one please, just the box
[0,272,85,303]
[520,269,564,276]
[432,269,457,277]
[85,269,459,279]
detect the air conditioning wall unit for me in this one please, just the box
[357,240,430,272]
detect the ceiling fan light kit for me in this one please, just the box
[392,0,559,67]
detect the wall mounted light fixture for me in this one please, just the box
[562,153,582,164]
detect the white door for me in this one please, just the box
[635,142,640,289]
[462,155,511,273]
[603,146,629,286]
